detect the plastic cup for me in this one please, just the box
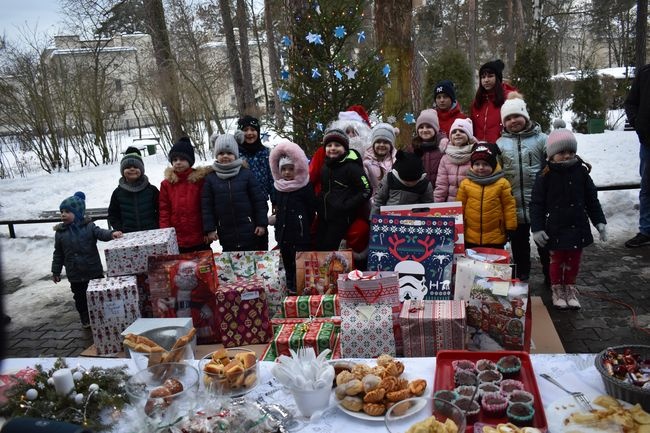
[290,385,332,417]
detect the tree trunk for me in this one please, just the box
[262,0,284,127]
[505,0,515,71]
[468,0,477,88]
[143,0,185,141]
[636,0,648,67]
[219,0,246,114]
[236,0,257,113]
[374,0,413,149]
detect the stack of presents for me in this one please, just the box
[87,202,532,358]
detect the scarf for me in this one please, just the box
[389,171,429,194]
[274,176,309,193]
[212,159,243,179]
[445,143,473,165]
[466,169,505,185]
[118,175,150,192]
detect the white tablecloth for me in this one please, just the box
[1,354,603,432]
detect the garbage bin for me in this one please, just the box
[587,118,605,134]
[146,144,157,155]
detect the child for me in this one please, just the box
[456,144,517,249]
[237,115,274,250]
[470,59,517,142]
[159,136,212,253]
[371,150,433,216]
[497,94,548,282]
[408,109,449,189]
[434,118,476,202]
[364,122,397,206]
[316,128,372,251]
[51,192,123,328]
[530,129,607,310]
[202,132,268,252]
[269,140,316,294]
[433,80,468,137]
[108,147,159,233]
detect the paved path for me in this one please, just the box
[3,243,650,358]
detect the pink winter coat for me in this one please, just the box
[363,146,397,204]
[434,155,471,202]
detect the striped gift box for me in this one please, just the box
[399,300,466,357]
[280,295,340,318]
[268,318,340,359]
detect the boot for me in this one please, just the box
[551,285,568,309]
[564,285,581,309]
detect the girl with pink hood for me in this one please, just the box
[434,118,477,202]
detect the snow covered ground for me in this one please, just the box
[0,129,644,327]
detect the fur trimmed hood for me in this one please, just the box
[163,165,213,184]
[269,140,309,184]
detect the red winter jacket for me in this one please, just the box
[436,103,468,138]
[159,166,211,248]
[470,82,517,143]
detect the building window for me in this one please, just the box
[115,79,122,92]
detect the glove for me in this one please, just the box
[532,230,549,247]
[596,223,608,242]
[52,275,61,283]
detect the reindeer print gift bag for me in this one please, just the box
[368,216,456,301]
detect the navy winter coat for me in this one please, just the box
[275,183,316,247]
[108,182,159,233]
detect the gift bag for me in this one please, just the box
[466,277,531,352]
[338,271,399,357]
[213,251,288,318]
[147,251,219,344]
[399,300,466,357]
[368,215,455,300]
[295,250,354,295]
[465,247,511,264]
[454,256,513,301]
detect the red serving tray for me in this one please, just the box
[434,350,548,433]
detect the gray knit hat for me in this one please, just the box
[322,128,349,151]
[211,130,245,159]
[371,123,396,149]
[120,147,145,175]
[546,128,578,160]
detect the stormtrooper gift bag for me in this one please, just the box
[368,215,455,301]
[148,251,220,344]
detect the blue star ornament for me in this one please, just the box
[306,32,324,45]
[311,68,321,79]
[316,122,324,131]
[357,31,366,43]
[345,68,357,79]
[334,26,346,39]
[403,113,416,124]
[261,131,270,142]
[277,88,291,102]
[280,35,292,47]
[383,64,391,78]
[280,69,290,80]
[334,70,343,80]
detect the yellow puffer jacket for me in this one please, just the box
[456,172,517,246]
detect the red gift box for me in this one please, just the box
[215,276,272,347]
[281,295,340,318]
[399,300,466,357]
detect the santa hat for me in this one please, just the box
[338,105,371,127]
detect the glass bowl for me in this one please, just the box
[385,397,467,433]
[125,326,196,370]
[200,348,259,397]
[125,362,200,419]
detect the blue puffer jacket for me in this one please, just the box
[239,143,276,204]
[51,218,115,282]
[201,168,269,251]
[496,122,547,224]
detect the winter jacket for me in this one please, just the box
[108,181,159,233]
[318,150,372,223]
[470,82,517,143]
[456,170,518,246]
[363,145,397,205]
[407,133,449,189]
[51,218,114,282]
[201,167,269,251]
[239,142,276,204]
[159,166,210,248]
[371,172,434,216]
[625,64,650,145]
[496,122,547,224]
[436,103,468,138]
[530,158,606,250]
[434,155,471,202]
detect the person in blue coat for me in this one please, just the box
[202,131,268,252]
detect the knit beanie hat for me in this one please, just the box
[501,93,530,123]
[237,115,261,133]
[323,127,349,151]
[120,147,145,175]
[449,118,476,144]
[212,130,244,159]
[393,150,424,181]
[434,80,457,103]
[552,118,567,129]
[479,59,505,82]
[416,109,440,133]
[546,128,578,160]
[371,122,396,148]
[279,156,294,169]
[60,191,86,221]
[471,143,498,170]
[168,136,195,166]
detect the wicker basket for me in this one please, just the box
[594,345,650,411]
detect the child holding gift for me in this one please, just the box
[52,192,123,328]
[456,144,517,249]
[530,129,607,310]
[269,139,316,294]
[434,117,476,202]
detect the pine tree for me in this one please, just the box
[570,64,606,133]
[278,0,383,155]
[511,45,553,131]
[424,48,473,114]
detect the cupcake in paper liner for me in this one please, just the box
[433,389,459,408]
[476,359,497,372]
[454,385,478,401]
[508,389,534,406]
[452,359,476,373]
[478,382,500,400]
[454,369,477,387]
[496,355,522,378]
[506,402,535,426]
[478,369,503,384]
[454,397,480,424]
[500,379,525,397]
[481,391,509,418]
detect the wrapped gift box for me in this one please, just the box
[399,300,466,357]
[261,318,341,361]
[215,276,272,347]
[87,276,140,356]
[104,228,179,276]
[281,295,340,318]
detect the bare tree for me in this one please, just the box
[263,0,284,127]
[218,0,246,114]
[235,0,256,113]
[636,0,648,66]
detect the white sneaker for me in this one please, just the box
[564,285,581,309]
[551,285,568,309]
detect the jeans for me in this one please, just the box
[639,142,650,235]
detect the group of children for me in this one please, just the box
[53,59,609,328]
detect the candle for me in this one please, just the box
[52,368,74,396]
